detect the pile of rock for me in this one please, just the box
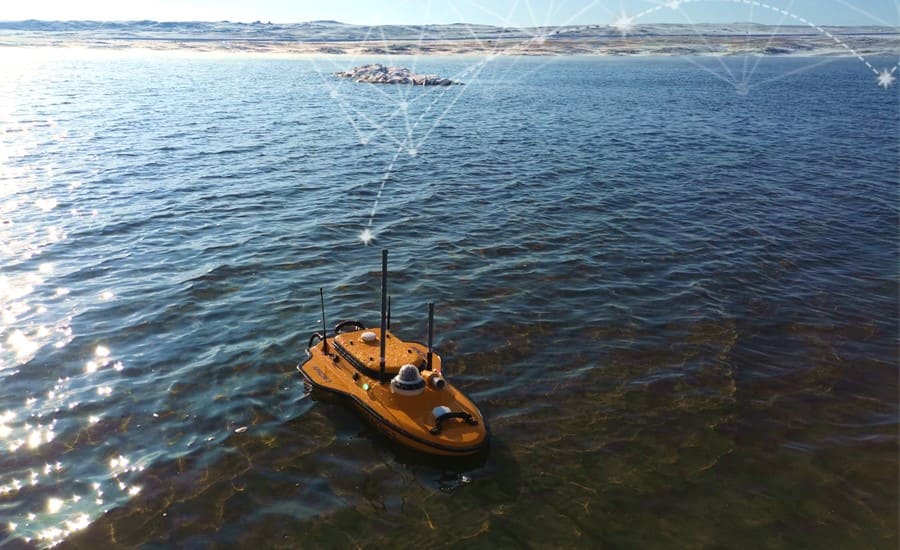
[335,64,459,86]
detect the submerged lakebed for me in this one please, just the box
[0,53,897,547]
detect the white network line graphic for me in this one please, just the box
[308,0,898,245]
[634,0,900,90]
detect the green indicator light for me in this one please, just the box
[362,383,370,391]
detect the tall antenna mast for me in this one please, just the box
[379,249,388,381]
[427,302,434,370]
[319,287,328,354]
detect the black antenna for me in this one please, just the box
[427,302,434,370]
[387,296,392,330]
[379,249,388,381]
[319,287,329,354]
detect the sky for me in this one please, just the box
[1,0,897,27]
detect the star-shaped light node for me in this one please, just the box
[359,228,375,245]
[612,14,635,36]
[876,68,896,89]
[665,0,684,9]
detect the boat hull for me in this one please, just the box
[299,329,488,457]
[302,371,488,457]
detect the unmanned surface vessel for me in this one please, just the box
[298,250,488,457]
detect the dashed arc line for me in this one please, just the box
[633,0,892,76]
[314,0,896,243]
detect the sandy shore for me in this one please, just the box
[0,21,897,57]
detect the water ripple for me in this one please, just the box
[0,54,896,548]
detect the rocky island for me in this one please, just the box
[336,64,460,85]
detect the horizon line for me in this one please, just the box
[1,18,897,29]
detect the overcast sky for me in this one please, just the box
[2,0,897,27]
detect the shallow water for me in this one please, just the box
[0,53,897,547]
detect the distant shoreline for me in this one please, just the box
[1,20,897,57]
[0,38,897,58]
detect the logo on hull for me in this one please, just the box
[312,365,331,383]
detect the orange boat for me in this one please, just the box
[298,250,488,457]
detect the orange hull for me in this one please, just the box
[299,327,488,457]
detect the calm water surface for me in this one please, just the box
[0,52,897,548]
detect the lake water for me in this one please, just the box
[0,52,897,548]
